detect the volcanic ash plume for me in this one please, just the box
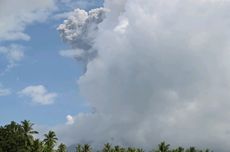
[57,8,107,63]
[57,0,230,151]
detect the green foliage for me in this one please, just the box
[0,120,58,152]
[82,144,92,152]
[32,139,43,152]
[0,120,213,152]
[76,144,82,152]
[154,141,170,152]
[0,121,30,152]
[75,143,211,152]
[43,131,58,152]
[103,143,112,152]
[57,143,67,152]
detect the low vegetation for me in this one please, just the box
[0,120,212,152]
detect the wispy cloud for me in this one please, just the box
[18,85,57,105]
[0,85,11,96]
[0,0,56,74]
[0,0,56,41]
[0,44,24,75]
[0,45,24,63]
[59,49,85,59]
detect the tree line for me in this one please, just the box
[0,120,213,152]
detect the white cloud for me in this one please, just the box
[19,85,57,105]
[0,45,24,63]
[57,8,107,63]
[0,89,11,96]
[56,0,230,151]
[114,17,129,34]
[0,0,55,41]
[0,85,11,96]
[0,44,24,74]
[0,0,56,73]
[66,115,75,125]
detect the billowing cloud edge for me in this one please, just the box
[55,0,230,151]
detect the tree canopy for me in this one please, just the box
[0,120,213,152]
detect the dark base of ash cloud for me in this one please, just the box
[57,0,230,151]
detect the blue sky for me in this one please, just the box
[3,0,230,151]
[0,0,103,126]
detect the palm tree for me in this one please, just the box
[7,121,20,133]
[21,120,38,149]
[114,145,121,152]
[176,147,184,152]
[127,147,136,152]
[171,147,184,152]
[3,121,25,151]
[21,120,38,135]
[137,148,144,152]
[32,139,43,152]
[120,147,126,152]
[57,143,67,152]
[186,147,196,152]
[43,131,58,152]
[82,144,92,152]
[103,143,112,152]
[155,142,170,152]
[76,144,82,152]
